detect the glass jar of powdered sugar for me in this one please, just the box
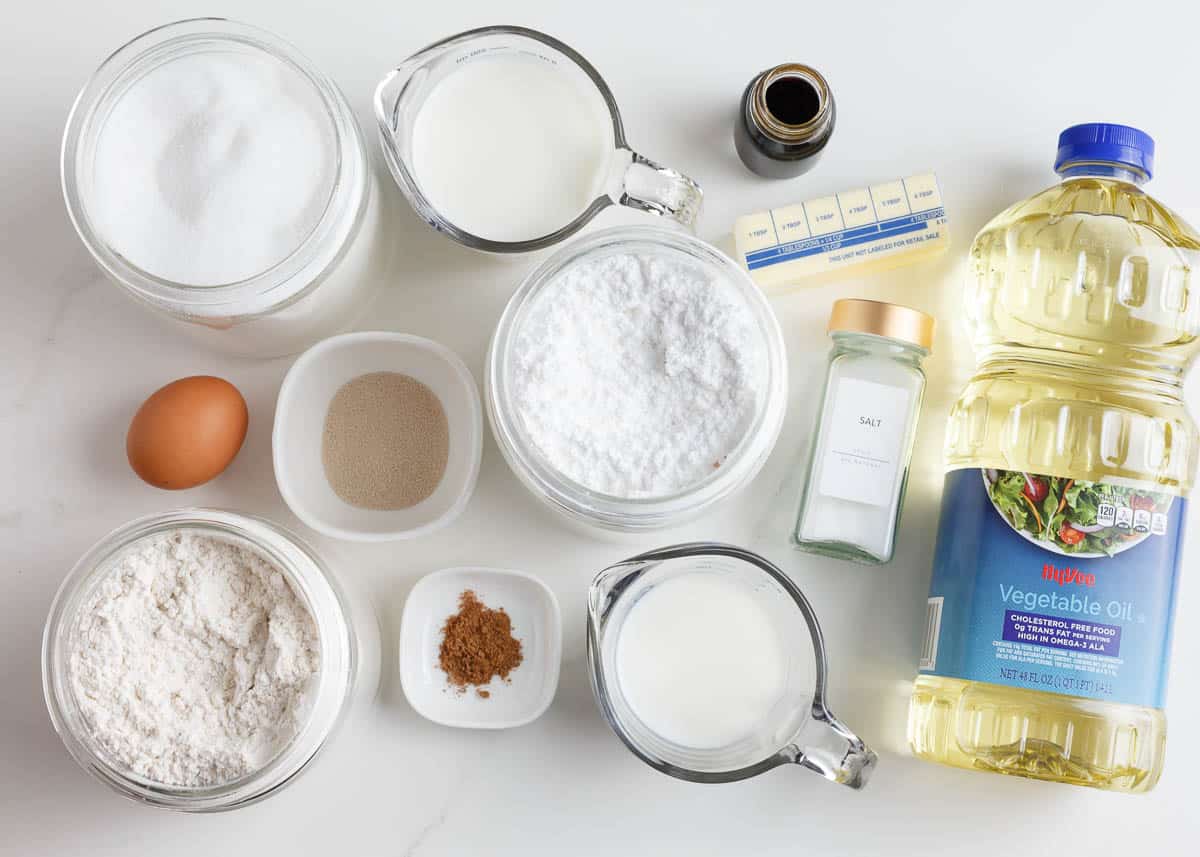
[792,299,934,564]
[61,19,387,358]
[41,509,380,811]
[487,226,788,533]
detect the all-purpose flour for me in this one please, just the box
[511,250,765,497]
[68,531,319,787]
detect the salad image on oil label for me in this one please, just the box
[983,469,1172,557]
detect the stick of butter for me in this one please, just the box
[733,172,948,293]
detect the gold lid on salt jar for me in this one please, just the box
[827,299,935,351]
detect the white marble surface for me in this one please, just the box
[3,0,1198,854]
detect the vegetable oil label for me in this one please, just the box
[920,468,1184,708]
[817,378,909,507]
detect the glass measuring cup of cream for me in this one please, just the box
[587,543,877,787]
[374,26,702,253]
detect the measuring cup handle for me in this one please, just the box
[791,705,878,790]
[615,150,703,229]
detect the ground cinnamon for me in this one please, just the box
[438,590,523,696]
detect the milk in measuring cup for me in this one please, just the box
[615,573,788,748]
[410,53,612,243]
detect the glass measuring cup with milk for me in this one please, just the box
[588,543,877,787]
[374,26,702,253]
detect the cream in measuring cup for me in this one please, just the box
[588,543,876,786]
[409,50,610,243]
[375,26,702,253]
[614,571,790,749]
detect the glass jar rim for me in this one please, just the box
[60,18,369,319]
[41,508,357,811]
[486,226,788,530]
[749,64,834,145]
[830,328,931,358]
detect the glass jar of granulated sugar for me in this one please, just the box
[41,508,380,812]
[61,19,387,357]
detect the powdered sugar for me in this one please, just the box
[67,531,319,787]
[510,250,765,497]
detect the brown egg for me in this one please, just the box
[126,376,249,490]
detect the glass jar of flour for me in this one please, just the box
[42,508,380,811]
[61,19,387,357]
[792,299,933,564]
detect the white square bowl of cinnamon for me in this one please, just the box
[399,567,562,729]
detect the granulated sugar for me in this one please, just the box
[89,49,336,286]
[510,250,765,497]
[322,372,450,509]
[67,531,320,787]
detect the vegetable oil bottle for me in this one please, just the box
[908,124,1200,792]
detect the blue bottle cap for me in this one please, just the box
[1054,123,1155,179]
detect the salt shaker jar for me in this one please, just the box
[792,299,934,564]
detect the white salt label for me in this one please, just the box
[818,377,910,507]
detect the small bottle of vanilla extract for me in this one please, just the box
[735,63,835,179]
